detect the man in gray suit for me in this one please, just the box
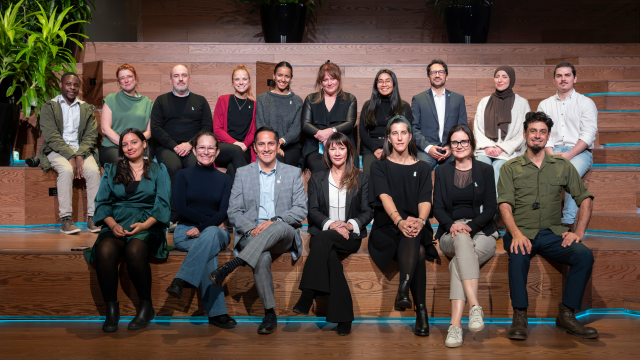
[209,126,308,334]
[412,59,468,170]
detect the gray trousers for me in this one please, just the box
[237,221,296,310]
[439,219,498,301]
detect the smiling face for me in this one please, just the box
[195,135,219,166]
[377,73,393,97]
[328,141,348,168]
[388,122,412,154]
[118,69,137,93]
[60,74,80,103]
[554,67,576,93]
[494,70,510,91]
[322,72,340,96]
[428,63,447,88]
[121,133,146,162]
[524,121,550,153]
[450,130,473,161]
[233,69,250,96]
[273,66,292,92]
[254,130,279,168]
[170,65,190,94]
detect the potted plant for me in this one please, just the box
[237,0,324,43]
[428,0,493,43]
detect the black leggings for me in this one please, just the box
[215,143,251,183]
[397,237,426,306]
[277,146,302,167]
[95,237,152,303]
[305,151,327,174]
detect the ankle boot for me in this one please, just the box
[128,300,155,330]
[413,304,429,336]
[102,301,120,333]
[293,289,315,316]
[394,275,412,311]
[508,307,528,340]
[165,278,185,299]
[337,321,352,336]
[556,302,599,339]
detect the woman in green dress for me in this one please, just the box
[86,128,171,332]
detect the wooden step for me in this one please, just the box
[583,166,640,213]
[578,56,640,66]
[597,111,640,129]
[593,146,640,164]
[589,212,640,232]
[596,129,640,146]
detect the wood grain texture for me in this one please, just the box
[592,147,640,165]
[583,167,640,212]
[596,130,640,145]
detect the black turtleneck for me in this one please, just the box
[173,163,232,231]
[359,97,413,153]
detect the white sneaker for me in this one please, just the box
[468,305,485,332]
[445,324,463,348]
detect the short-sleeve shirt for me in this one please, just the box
[102,91,153,147]
[497,153,594,239]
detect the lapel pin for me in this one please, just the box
[192,107,194,110]
[474,182,478,187]
[413,171,417,177]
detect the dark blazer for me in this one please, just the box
[433,159,497,240]
[411,88,468,151]
[301,92,357,158]
[307,169,373,240]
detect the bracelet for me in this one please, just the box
[396,218,404,227]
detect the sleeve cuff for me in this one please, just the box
[323,220,335,231]
[425,145,433,153]
[348,219,360,235]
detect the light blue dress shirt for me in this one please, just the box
[258,161,278,224]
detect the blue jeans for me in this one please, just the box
[554,145,593,224]
[173,224,231,317]
[475,154,507,193]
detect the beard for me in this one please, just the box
[529,144,544,153]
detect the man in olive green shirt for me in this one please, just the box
[497,111,598,341]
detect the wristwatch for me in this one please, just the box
[331,127,337,133]
[419,217,426,225]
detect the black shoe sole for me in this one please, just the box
[394,299,412,310]
[208,273,222,287]
[128,314,155,330]
[210,321,237,329]
[556,325,599,339]
[413,330,430,337]
[292,305,310,316]
[257,324,276,334]
[165,287,182,300]
[102,324,118,333]
[508,333,528,340]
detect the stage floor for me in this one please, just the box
[1,313,639,359]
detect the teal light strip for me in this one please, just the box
[584,93,640,96]
[599,110,640,112]
[601,143,640,146]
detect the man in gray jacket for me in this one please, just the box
[412,59,468,170]
[37,72,101,234]
[209,126,308,334]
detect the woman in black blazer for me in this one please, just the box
[433,124,498,348]
[302,61,357,174]
[293,132,372,336]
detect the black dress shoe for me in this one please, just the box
[337,321,352,336]
[209,314,237,329]
[165,278,185,299]
[128,300,155,330]
[208,263,233,287]
[102,301,120,333]
[257,312,277,334]
[394,276,412,311]
[413,304,430,336]
[292,289,315,315]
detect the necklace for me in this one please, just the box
[234,95,248,110]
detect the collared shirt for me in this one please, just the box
[322,173,360,235]
[497,153,594,239]
[537,89,598,149]
[426,88,447,153]
[172,89,190,97]
[54,94,84,150]
[258,161,278,224]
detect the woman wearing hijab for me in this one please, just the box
[473,66,531,190]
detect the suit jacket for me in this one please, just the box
[227,161,308,260]
[433,159,497,240]
[307,169,373,240]
[411,88,468,151]
[37,99,99,172]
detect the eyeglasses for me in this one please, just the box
[377,79,393,85]
[196,146,217,153]
[429,70,446,76]
[450,140,470,148]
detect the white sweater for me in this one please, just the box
[474,94,531,161]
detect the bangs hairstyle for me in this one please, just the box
[231,65,256,102]
[312,61,347,104]
[446,124,476,152]
[116,63,139,82]
[381,115,418,161]
[364,69,404,128]
[114,128,151,186]
[193,131,219,148]
[322,132,359,194]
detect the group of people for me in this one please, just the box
[35,58,599,345]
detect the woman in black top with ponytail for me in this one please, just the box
[359,69,413,175]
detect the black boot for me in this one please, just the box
[128,300,155,330]
[413,304,429,336]
[556,302,599,339]
[337,321,352,336]
[508,307,528,340]
[165,278,185,299]
[394,275,412,311]
[293,289,315,315]
[102,301,120,333]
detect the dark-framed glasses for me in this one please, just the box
[429,70,446,76]
[451,140,470,148]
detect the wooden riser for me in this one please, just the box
[596,130,640,146]
[583,167,640,213]
[589,213,640,232]
[593,147,640,165]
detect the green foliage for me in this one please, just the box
[0,0,95,34]
[237,0,325,16]
[0,0,87,118]
[426,0,494,19]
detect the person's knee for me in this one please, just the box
[419,245,426,261]
[124,241,149,260]
[452,233,473,250]
[200,226,230,248]
[575,246,594,266]
[508,252,530,266]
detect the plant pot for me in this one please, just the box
[260,3,307,43]
[443,5,491,43]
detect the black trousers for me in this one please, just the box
[305,151,327,174]
[361,153,378,176]
[214,143,251,184]
[277,146,302,167]
[298,230,362,323]
[156,145,197,222]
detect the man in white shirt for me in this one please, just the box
[412,59,469,171]
[36,72,101,234]
[538,62,598,230]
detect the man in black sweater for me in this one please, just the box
[151,64,213,223]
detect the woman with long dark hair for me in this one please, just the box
[255,61,304,166]
[293,132,373,336]
[86,128,171,332]
[212,65,257,183]
[302,62,357,174]
[359,69,413,175]
[368,116,436,336]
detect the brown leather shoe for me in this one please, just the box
[556,302,599,339]
[508,307,528,340]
